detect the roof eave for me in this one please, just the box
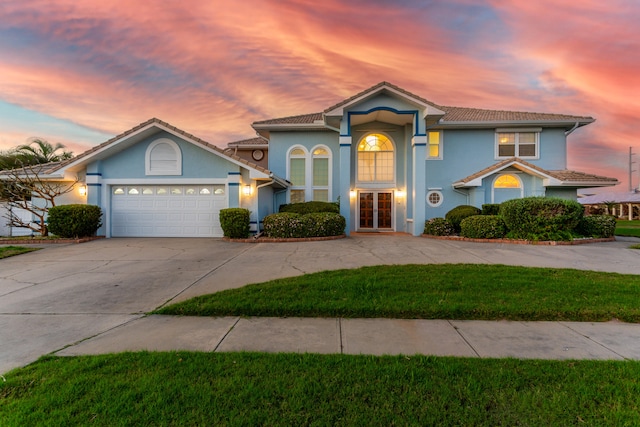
[439,119,594,129]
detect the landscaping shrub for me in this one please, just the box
[481,204,501,215]
[279,201,339,214]
[219,208,250,238]
[423,218,455,236]
[304,212,346,237]
[263,212,345,238]
[47,204,102,238]
[460,215,507,239]
[575,215,617,238]
[445,205,482,232]
[499,197,584,240]
[263,213,305,238]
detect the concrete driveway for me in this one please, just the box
[2,235,640,373]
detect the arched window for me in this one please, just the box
[146,138,182,175]
[492,173,523,203]
[357,133,394,182]
[494,174,521,188]
[287,145,332,203]
[288,147,307,203]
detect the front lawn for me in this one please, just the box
[616,220,640,237]
[157,264,640,322]
[1,353,638,425]
[0,246,39,259]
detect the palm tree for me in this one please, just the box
[14,139,73,165]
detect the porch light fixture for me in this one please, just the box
[78,185,87,197]
[243,184,252,196]
[349,190,357,198]
[395,189,406,198]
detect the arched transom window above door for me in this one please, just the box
[494,174,521,188]
[357,133,395,183]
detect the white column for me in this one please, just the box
[411,135,427,236]
[339,136,352,235]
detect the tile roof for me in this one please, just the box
[323,81,441,113]
[438,106,593,123]
[252,112,323,126]
[579,191,640,204]
[253,82,594,127]
[0,161,64,177]
[455,157,618,187]
[49,118,273,176]
[227,137,267,147]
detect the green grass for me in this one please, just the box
[1,352,638,426]
[616,220,640,237]
[0,246,38,259]
[157,264,640,322]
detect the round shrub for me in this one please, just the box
[460,215,507,239]
[481,204,501,216]
[263,213,306,238]
[445,205,482,232]
[303,212,346,237]
[279,201,339,214]
[575,215,617,238]
[219,208,250,238]
[48,204,102,238]
[499,197,584,240]
[423,218,455,236]
[264,212,345,238]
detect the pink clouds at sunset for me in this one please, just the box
[1,0,638,190]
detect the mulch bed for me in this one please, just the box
[0,236,105,245]
[423,235,616,245]
[223,234,346,243]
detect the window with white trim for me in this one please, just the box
[427,131,442,159]
[426,190,443,207]
[357,133,395,183]
[496,131,538,159]
[287,145,332,203]
[146,138,182,175]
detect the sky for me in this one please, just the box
[0,0,639,191]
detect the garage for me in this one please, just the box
[111,184,227,237]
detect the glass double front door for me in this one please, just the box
[358,191,393,231]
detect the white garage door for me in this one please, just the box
[111,185,227,237]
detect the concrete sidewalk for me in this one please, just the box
[3,235,640,374]
[56,315,640,361]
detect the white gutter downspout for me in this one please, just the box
[565,122,580,136]
[452,186,470,204]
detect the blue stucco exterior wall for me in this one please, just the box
[95,131,239,179]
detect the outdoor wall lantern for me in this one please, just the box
[78,185,87,197]
[395,189,406,198]
[349,190,357,198]
[243,184,252,196]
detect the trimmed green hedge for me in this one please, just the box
[219,208,250,239]
[279,201,339,214]
[423,218,455,236]
[48,204,102,238]
[500,197,584,240]
[460,215,507,239]
[481,204,501,215]
[445,205,482,232]
[264,212,345,238]
[575,215,617,238]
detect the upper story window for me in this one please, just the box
[427,131,442,159]
[357,133,395,183]
[146,138,182,175]
[496,130,539,159]
[287,145,332,203]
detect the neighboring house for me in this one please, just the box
[11,81,618,238]
[0,204,33,237]
[579,191,640,220]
